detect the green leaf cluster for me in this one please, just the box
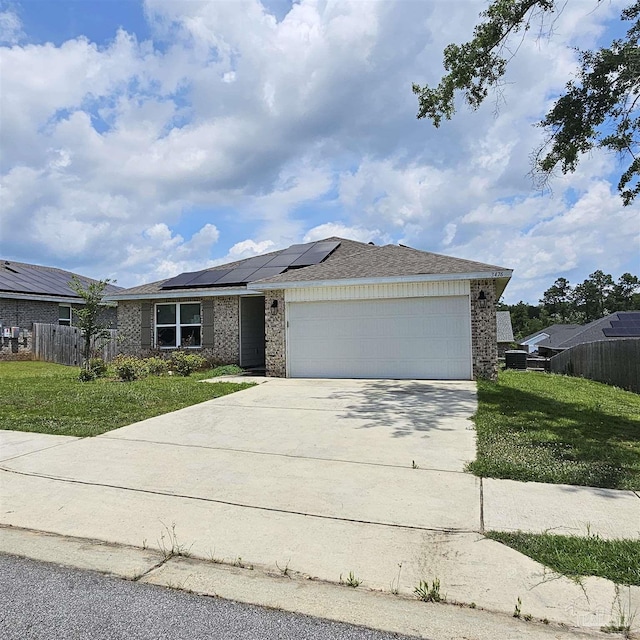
[414,0,640,204]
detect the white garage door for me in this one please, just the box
[287,296,472,379]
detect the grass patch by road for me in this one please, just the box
[0,361,253,438]
[468,370,640,490]
[486,531,640,586]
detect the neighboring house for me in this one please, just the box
[519,312,640,357]
[519,324,582,354]
[0,260,120,360]
[108,237,513,380]
[496,311,514,357]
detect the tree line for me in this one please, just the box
[498,271,640,339]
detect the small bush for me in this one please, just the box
[88,357,108,377]
[145,356,169,376]
[113,355,148,382]
[78,368,97,382]
[169,351,207,377]
[207,364,244,377]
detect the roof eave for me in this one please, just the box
[105,287,252,301]
[248,270,513,291]
[0,291,85,304]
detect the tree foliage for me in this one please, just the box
[413,0,640,204]
[68,276,114,368]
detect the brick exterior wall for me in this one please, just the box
[265,290,286,377]
[470,279,498,380]
[0,298,116,360]
[213,296,240,364]
[117,300,143,356]
[117,297,240,365]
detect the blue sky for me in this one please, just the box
[1,0,638,303]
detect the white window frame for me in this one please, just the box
[58,304,72,326]
[155,302,202,349]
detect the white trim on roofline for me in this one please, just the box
[106,288,253,301]
[0,291,84,304]
[248,270,513,291]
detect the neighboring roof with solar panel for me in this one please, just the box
[525,312,640,351]
[0,259,121,301]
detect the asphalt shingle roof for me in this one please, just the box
[111,237,510,298]
[112,238,369,297]
[496,311,514,343]
[253,242,508,285]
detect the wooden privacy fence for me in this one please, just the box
[33,323,118,367]
[550,339,640,393]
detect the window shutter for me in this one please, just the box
[141,302,152,349]
[201,299,214,348]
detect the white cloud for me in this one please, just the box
[0,0,638,302]
[303,223,388,245]
[0,8,22,44]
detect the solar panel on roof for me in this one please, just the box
[187,269,233,287]
[240,254,275,268]
[279,244,309,254]
[288,240,340,267]
[603,327,640,337]
[248,266,287,282]
[610,320,640,329]
[263,253,302,268]
[0,264,78,296]
[214,268,263,285]
[156,239,341,290]
[161,270,206,289]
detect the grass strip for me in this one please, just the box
[0,361,253,437]
[486,530,640,586]
[468,370,640,489]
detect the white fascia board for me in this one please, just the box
[248,270,513,291]
[105,287,250,302]
[0,291,84,304]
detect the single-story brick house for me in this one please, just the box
[108,238,512,380]
[0,259,120,360]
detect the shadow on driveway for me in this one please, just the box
[327,380,477,438]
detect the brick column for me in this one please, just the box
[470,279,498,380]
[265,290,286,377]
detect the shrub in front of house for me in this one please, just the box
[169,351,208,376]
[113,355,148,382]
[78,367,97,382]
[145,356,169,376]
[88,357,108,377]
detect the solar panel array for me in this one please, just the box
[161,240,341,290]
[603,312,640,337]
[0,262,104,297]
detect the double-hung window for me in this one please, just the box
[156,302,202,348]
[59,305,72,326]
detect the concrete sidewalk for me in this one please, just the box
[0,377,638,637]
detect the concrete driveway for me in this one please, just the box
[1,377,638,631]
[0,378,480,532]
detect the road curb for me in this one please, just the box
[0,524,610,640]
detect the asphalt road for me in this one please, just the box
[0,554,416,640]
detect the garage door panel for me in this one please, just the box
[287,296,472,379]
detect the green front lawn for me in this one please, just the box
[0,361,253,437]
[487,531,640,586]
[468,370,640,490]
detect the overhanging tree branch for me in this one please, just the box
[414,0,640,205]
